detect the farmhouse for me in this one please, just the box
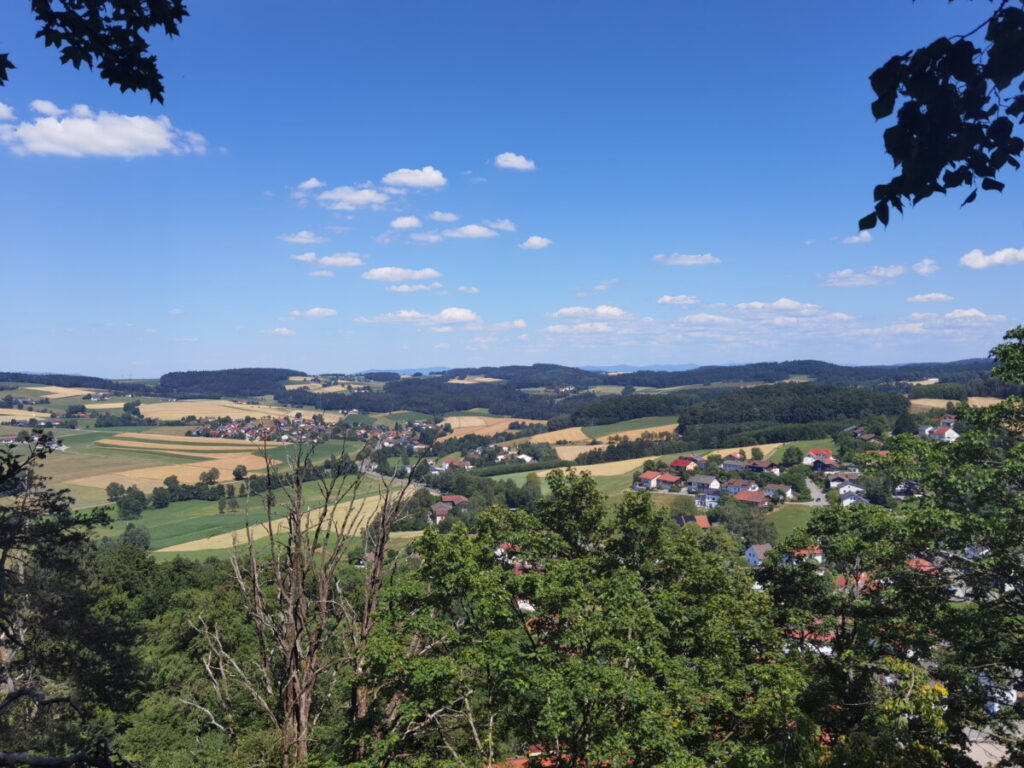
[764,483,794,500]
[745,543,774,567]
[634,470,662,490]
[733,490,770,509]
[441,494,470,509]
[723,478,759,495]
[720,454,748,472]
[746,459,780,475]
[429,502,452,525]
[688,474,720,493]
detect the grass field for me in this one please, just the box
[767,438,838,462]
[766,504,813,539]
[581,415,679,439]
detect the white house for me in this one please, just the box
[745,543,774,567]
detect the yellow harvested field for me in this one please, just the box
[31,385,97,399]
[529,426,591,444]
[84,401,130,409]
[139,400,344,422]
[440,415,545,440]
[903,378,940,387]
[704,442,786,460]
[555,444,601,461]
[447,375,503,384]
[968,397,1003,408]
[68,452,278,493]
[96,438,256,453]
[110,431,285,446]
[288,376,314,381]
[910,398,955,413]
[0,407,55,421]
[535,457,649,478]
[158,493,385,552]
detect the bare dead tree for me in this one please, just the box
[195,437,418,768]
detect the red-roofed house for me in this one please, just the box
[657,473,681,490]
[634,470,662,490]
[669,458,698,471]
[441,494,470,508]
[733,490,770,508]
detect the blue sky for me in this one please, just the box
[2,1,1021,377]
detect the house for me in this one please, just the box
[931,426,959,442]
[516,454,535,463]
[674,514,711,530]
[721,454,747,472]
[657,473,682,491]
[832,480,865,496]
[441,494,470,509]
[893,480,921,499]
[634,470,662,490]
[733,489,771,508]
[669,458,698,472]
[688,474,720,493]
[429,502,452,525]
[813,457,840,472]
[764,483,794,500]
[803,448,834,466]
[682,454,707,468]
[746,459,781,475]
[840,492,867,507]
[745,543,774,567]
[696,491,721,509]
[939,414,957,428]
[723,478,759,495]
[786,545,825,565]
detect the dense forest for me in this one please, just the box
[158,368,305,397]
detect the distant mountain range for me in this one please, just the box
[578,364,699,373]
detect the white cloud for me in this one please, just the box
[291,252,317,262]
[458,285,480,294]
[428,211,459,222]
[431,326,453,334]
[362,266,442,282]
[390,215,422,229]
[495,151,536,170]
[907,293,953,303]
[316,185,389,210]
[519,235,552,250]
[944,308,1007,323]
[309,270,334,278]
[483,218,516,231]
[680,313,735,324]
[31,99,64,116]
[410,232,443,243]
[319,252,364,267]
[593,279,619,292]
[912,258,939,275]
[356,306,480,325]
[444,224,498,239]
[279,230,327,244]
[289,307,336,318]
[545,322,613,334]
[653,252,720,266]
[263,327,295,336]
[386,282,444,293]
[842,230,872,244]
[737,297,818,312]
[169,308,184,315]
[553,305,625,319]
[657,295,699,305]
[819,265,905,287]
[297,177,325,191]
[493,319,527,329]
[846,322,927,337]
[381,165,447,188]
[960,247,1024,269]
[0,102,206,157]
[0,102,14,121]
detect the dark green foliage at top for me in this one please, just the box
[1,0,189,103]
[862,1,1024,228]
[678,383,907,428]
[0,371,119,389]
[441,363,608,388]
[159,368,304,397]
[609,358,992,389]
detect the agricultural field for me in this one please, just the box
[910,398,955,413]
[767,438,838,462]
[138,399,346,421]
[581,415,679,439]
[439,414,544,439]
[766,504,813,539]
[447,375,504,384]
